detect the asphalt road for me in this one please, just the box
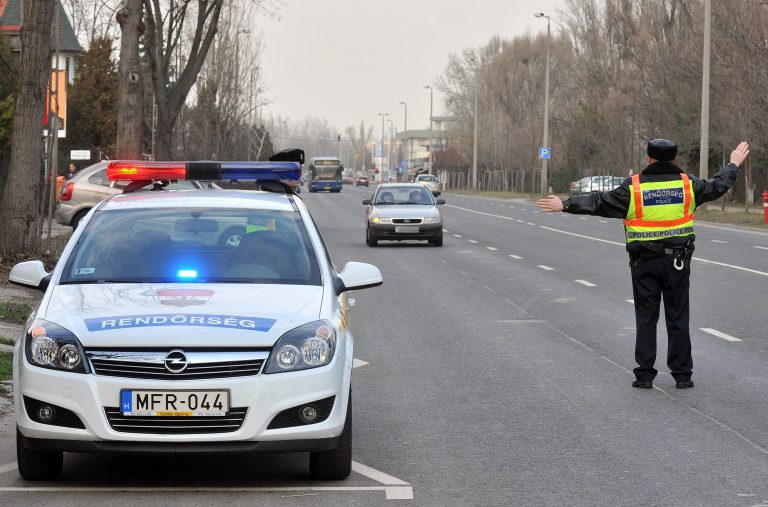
[0,185,767,505]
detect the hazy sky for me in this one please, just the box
[258,0,566,137]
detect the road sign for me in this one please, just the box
[397,160,408,172]
[70,150,91,160]
[538,147,551,160]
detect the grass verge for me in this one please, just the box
[0,352,11,381]
[0,301,33,325]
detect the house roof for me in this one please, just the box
[396,129,442,141]
[0,0,82,53]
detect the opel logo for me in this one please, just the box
[164,350,189,373]
[404,219,411,223]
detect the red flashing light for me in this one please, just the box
[61,181,74,201]
[107,161,187,181]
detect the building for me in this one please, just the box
[396,116,456,178]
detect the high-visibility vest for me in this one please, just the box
[624,173,695,243]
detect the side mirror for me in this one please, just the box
[335,262,383,294]
[435,199,445,205]
[362,199,371,205]
[9,260,51,291]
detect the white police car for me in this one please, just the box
[9,159,382,481]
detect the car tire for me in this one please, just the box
[16,428,63,481]
[309,391,352,481]
[429,233,443,247]
[366,227,377,247]
[218,226,246,247]
[71,209,89,230]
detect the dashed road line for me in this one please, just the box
[527,222,536,226]
[711,239,727,243]
[578,217,588,220]
[575,280,596,287]
[515,219,524,223]
[537,265,554,271]
[754,246,768,250]
[599,220,607,223]
[626,299,634,304]
[509,254,522,259]
[453,234,462,238]
[486,246,498,251]
[700,328,742,342]
[468,240,478,244]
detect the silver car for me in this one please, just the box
[362,183,445,246]
[56,161,218,229]
[415,174,442,195]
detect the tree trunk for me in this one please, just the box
[0,0,56,257]
[115,0,144,160]
[152,115,173,160]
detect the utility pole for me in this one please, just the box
[424,85,433,174]
[377,112,388,180]
[699,0,711,185]
[387,119,393,182]
[471,58,478,192]
[535,12,551,196]
[399,100,408,173]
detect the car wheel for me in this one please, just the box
[310,391,352,480]
[16,428,63,480]
[366,227,377,247]
[218,226,246,247]
[429,233,443,247]
[71,209,89,230]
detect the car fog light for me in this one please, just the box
[37,405,56,422]
[58,344,82,370]
[276,345,301,370]
[302,337,331,366]
[299,405,318,423]
[31,337,58,366]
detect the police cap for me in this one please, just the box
[647,139,677,162]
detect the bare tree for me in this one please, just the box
[115,0,144,159]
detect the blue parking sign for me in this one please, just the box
[539,147,551,160]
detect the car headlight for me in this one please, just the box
[25,319,87,373]
[264,320,337,374]
[370,217,392,224]
[422,217,440,223]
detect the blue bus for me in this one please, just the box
[308,157,343,193]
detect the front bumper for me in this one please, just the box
[369,223,442,240]
[15,340,352,452]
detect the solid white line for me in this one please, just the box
[453,234,462,238]
[711,239,727,243]
[486,246,498,251]
[537,265,554,271]
[700,328,742,342]
[538,225,625,246]
[691,257,768,277]
[0,461,17,474]
[352,461,410,485]
[0,486,396,493]
[626,299,634,304]
[468,240,478,244]
[353,359,369,368]
[575,280,596,287]
[754,246,768,250]
[509,254,522,259]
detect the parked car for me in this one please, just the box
[355,176,370,187]
[362,183,444,246]
[569,175,626,195]
[415,174,442,195]
[56,161,220,229]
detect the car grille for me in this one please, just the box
[87,350,269,380]
[392,218,423,224]
[104,407,247,434]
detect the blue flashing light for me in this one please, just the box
[177,269,198,279]
[219,161,301,181]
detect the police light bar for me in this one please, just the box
[106,161,301,183]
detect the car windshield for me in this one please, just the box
[374,186,433,205]
[417,175,436,182]
[62,208,321,285]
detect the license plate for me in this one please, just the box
[324,186,332,190]
[395,225,420,233]
[120,390,229,417]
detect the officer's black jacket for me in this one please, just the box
[562,161,739,252]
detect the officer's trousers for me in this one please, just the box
[629,254,692,382]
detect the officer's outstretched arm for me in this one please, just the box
[730,142,749,167]
[537,195,563,212]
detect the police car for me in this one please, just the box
[9,156,383,481]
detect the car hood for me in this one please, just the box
[42,283,323,348]
[370,205,439,218]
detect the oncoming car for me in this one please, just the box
[414,174,442,195]
[363,183,445,246]
[9,159,383,481]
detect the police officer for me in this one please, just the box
[537,139,750,389]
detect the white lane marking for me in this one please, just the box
[0,486,412,499]
[509,254,522,259]
[453,234,462,238]
[599,220,607,223]
[526,222,536,226]
[468,240,478,244]
[711,239,727,243]
[753,246,768,250]
[575,280,596,287]
[486,246,498,251]
[537,265,554,271]
[626,299,634,304]
[442,229,449,233]
[352,461,410,485]
[521,208,527,211]
[0,461,17,474]
[353,359,369,368]
[515,219,524,223]
[482,284,497,294]
[508,206,515,208]
[700,328,742,342]
[578,217,588,220]
[449,205,767,277]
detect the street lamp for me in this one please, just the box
[534,12,551,197]
[399,101,408,173]
[699,0,711,183]
[387,118,394,182]
[424,85,433,174]
[377,112,389,181]
[469,58,479,192]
